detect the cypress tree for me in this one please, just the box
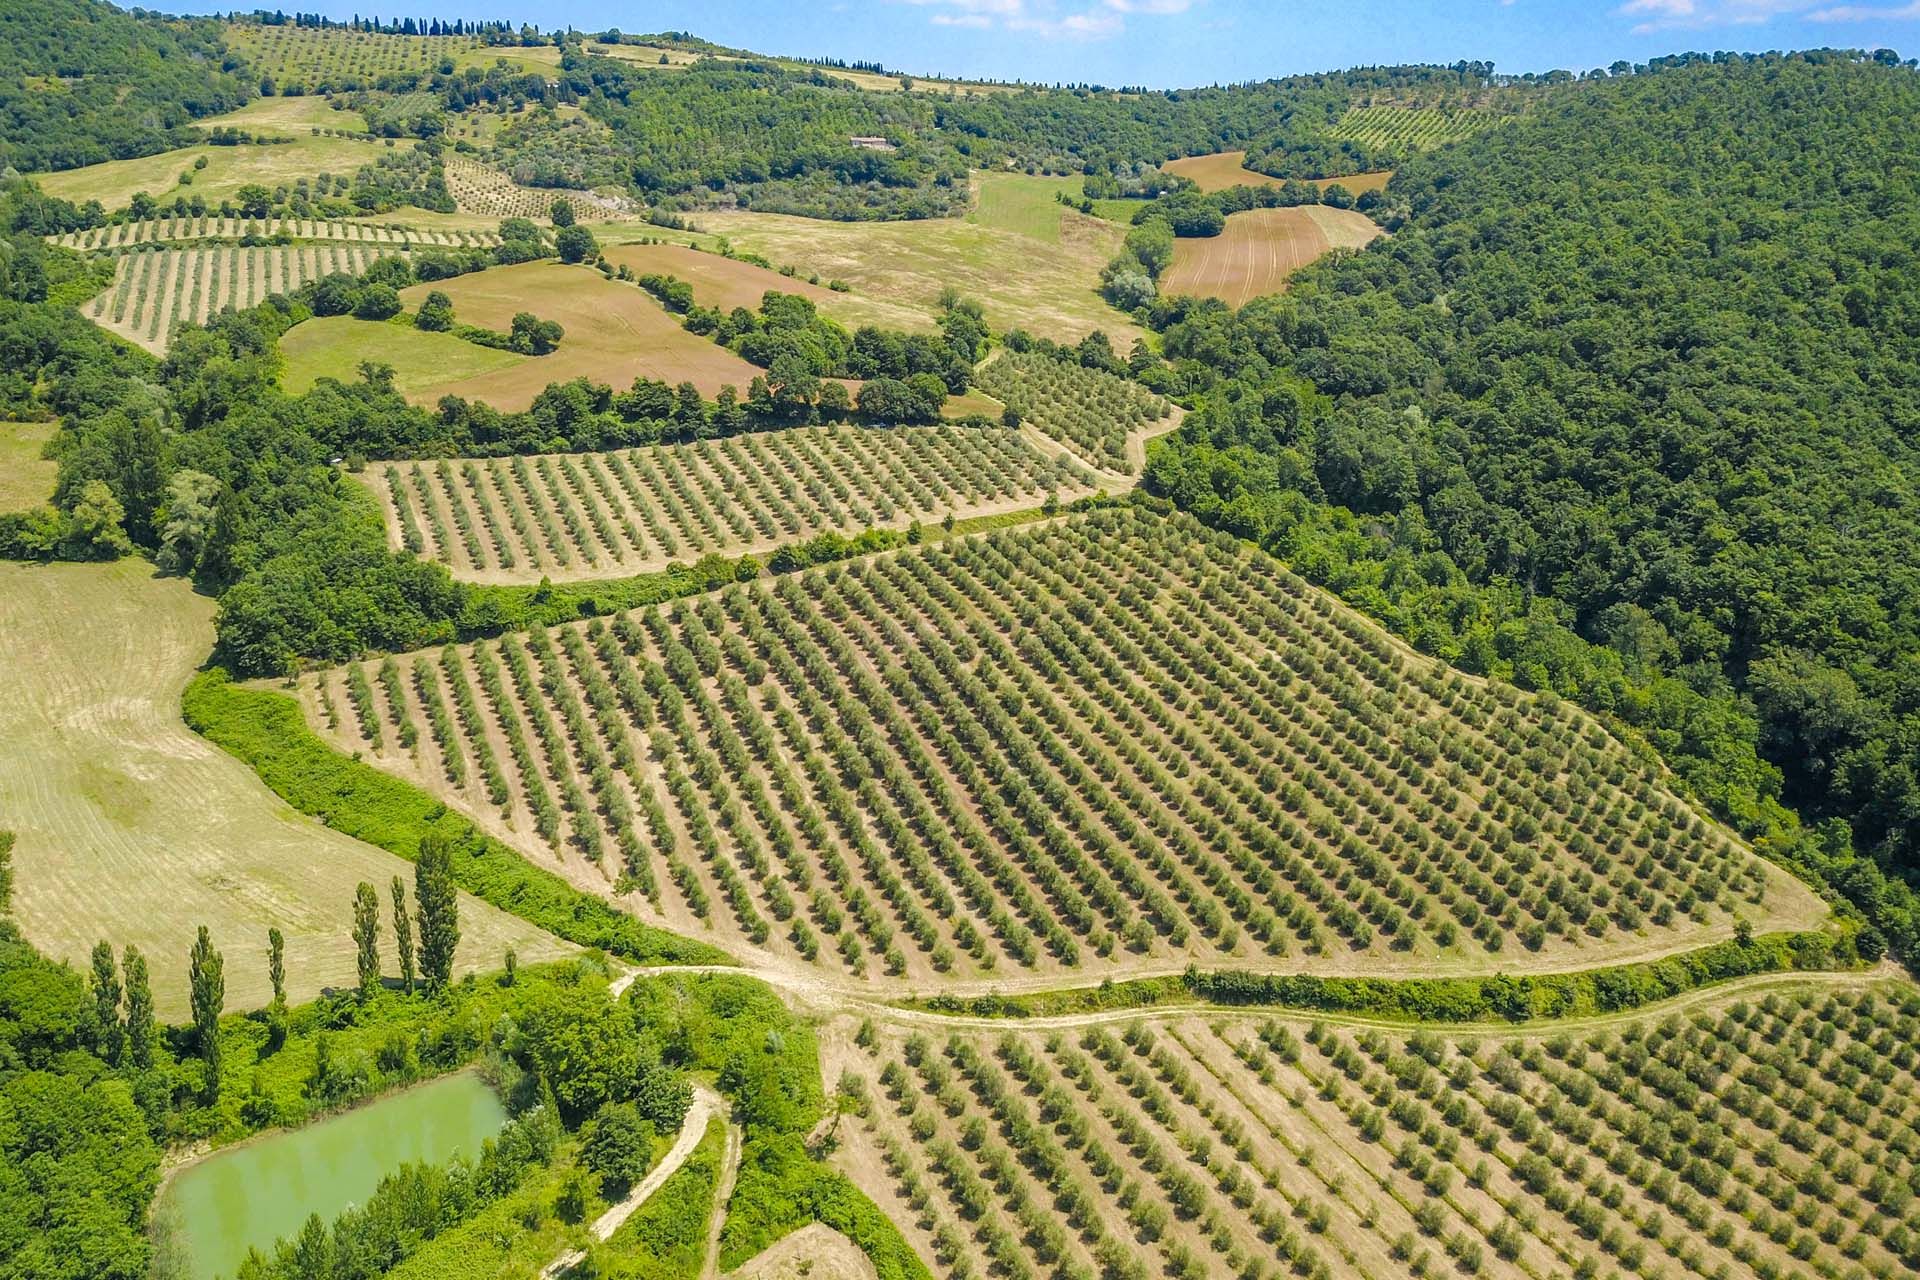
[352,882,381,1000]
[188,926,225,1101]
[123,945,154,1070]
[268,926,286,1007]
[89,941,124,1066]
[390,876,416,995]
[414,832,460,992]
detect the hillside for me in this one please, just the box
[1146,52,1920,891]
[295,509,1821,986]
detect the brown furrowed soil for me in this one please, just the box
[1162,206,1384,306]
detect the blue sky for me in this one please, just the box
[250,0,1920,87]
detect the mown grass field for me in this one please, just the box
[0,558,568,1017]
[832,973,1912,1280]
[28,131,408,214]
[600,242,929,333]
[1162,150,1394,195]
[393,262,767,410]
[0,420,56,511]
[295,509,1822,989]
[88,242,395,353]
[366,426,1097,583]
[1161,206,1383,307]
[695,200,1146,350]
[280,315,527,397]
[200,93,369,135]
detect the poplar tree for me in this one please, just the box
[352,882,381,1000]
[89,941,124,1066]
[188,926,225,1101]
[390,876,416,995]
[414,834,459,992]
[266,926,289,1050]
[123,945,154,1070]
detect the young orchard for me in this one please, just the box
[975,351,1172,475]
[301,509,1812,984]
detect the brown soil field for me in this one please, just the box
[600,243,922,331]
[1161,206,1384,307]
[398,263,769,411]
[1163,149,1394,195]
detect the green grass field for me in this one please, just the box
[0,420,57,512]
[29,132,408,213]
[200,94,369,135]
[0,557,568,1016]
[968,171,1082,242]
[280,316,528,398]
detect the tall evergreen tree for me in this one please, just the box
[390,876,416,995]
[267,926,286,1008]
[89,941,124,1066]
[352,882,381,1000]
[414,833,460,993]
[188,926,225,1101]
[123,945,154,1070]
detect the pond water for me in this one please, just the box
[155,1071,507,1280]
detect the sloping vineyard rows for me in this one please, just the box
[52,218,499,251]
[443,156,634,221]
[1331,105,1500,152]
[304,509,1803,982]
[372,425,1093,582]
[226,25,490,82]
[86,243,391,352]
[840,982,1920,1280]
[974,352,1172,475]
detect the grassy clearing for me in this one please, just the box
[1163,150,1393,195]
[280,315,527,397]
[695,199,1145,350]
[390,262,767,410]
[0,558,566,1016]
[833,976,1917,1280]
[28,132,408,213]
[601,241,929,333]
[366,426,1097,583]
[968,171,1082,242]
[199,93,368,135]
[0,420,56,512]
[296,509,1823,989]
[1161,205,1383,307]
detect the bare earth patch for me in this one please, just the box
[1162,206,1383,306]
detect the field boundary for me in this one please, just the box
[182,668,729,967]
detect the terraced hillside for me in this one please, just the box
[85,242,396,352]
[367,426,1096,583]
[833,977,1914,1280]
[295,509,1820,987]
[53,217,499,251]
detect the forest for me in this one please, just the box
[1144,50,1920,914]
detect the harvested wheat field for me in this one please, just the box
[600,242,924,331]
[0,559,568,1017]
[295,508,1821,992]
[1163,150,1393,195]
[367,425,1096,584]
[1162,206,1384,306]
[395,262,767,410]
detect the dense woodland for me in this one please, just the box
[1145,50,1920,927]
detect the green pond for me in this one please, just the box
[156,1071,507,1280]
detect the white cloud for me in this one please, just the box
[1617,0,1920,28]
[898,0,1197,40]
